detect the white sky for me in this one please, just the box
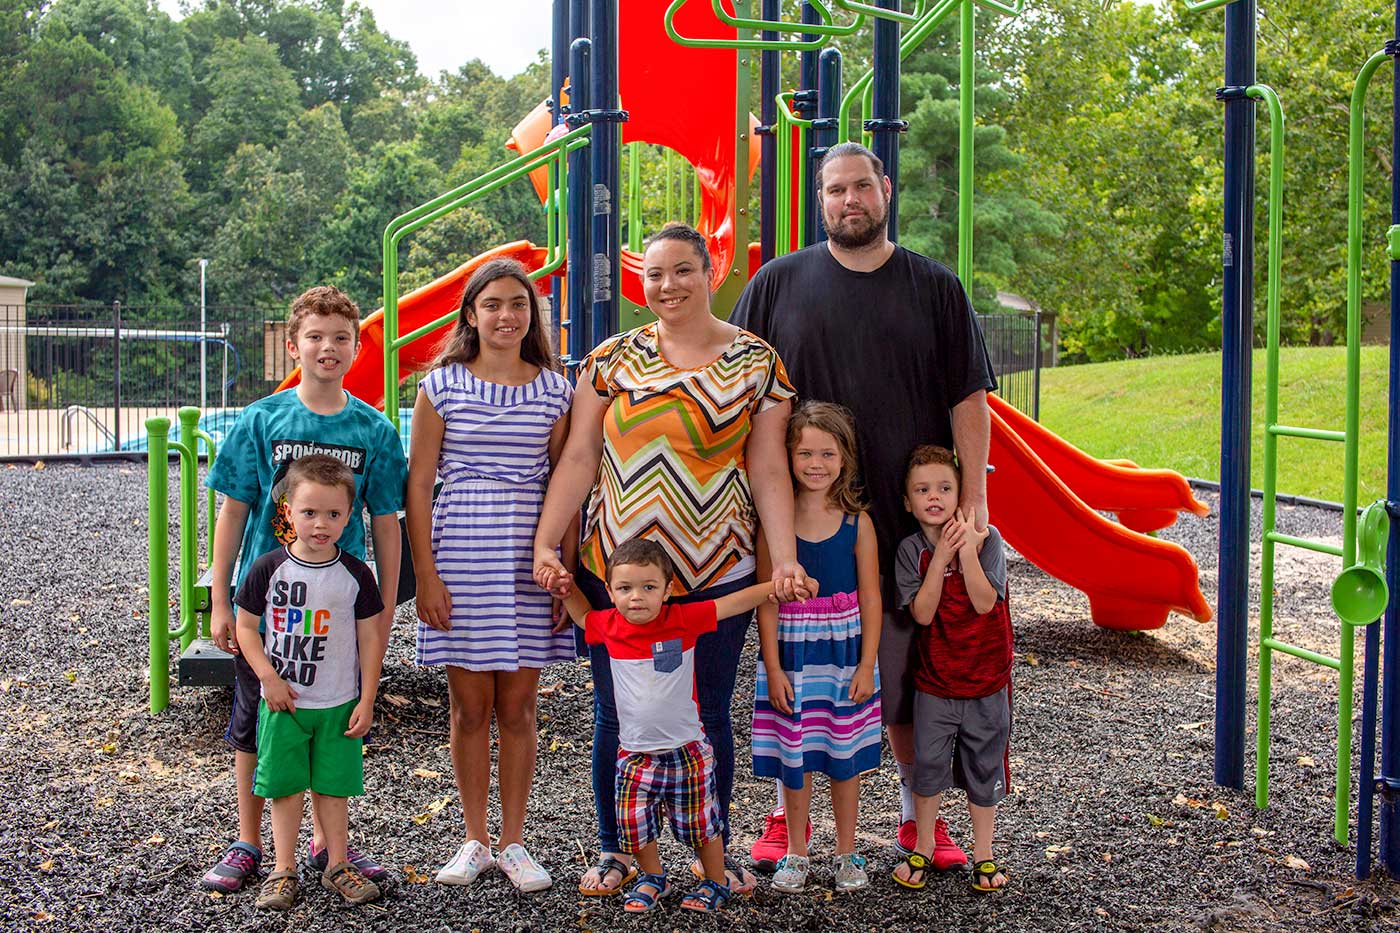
[157,1,554,79]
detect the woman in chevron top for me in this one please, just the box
[533,223,808,898]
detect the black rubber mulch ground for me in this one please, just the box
[1,461,1397,932]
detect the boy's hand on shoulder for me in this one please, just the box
[345,697,374,737]
[211,603,238,654]
[261,675,298,713]
[849,663,875,705]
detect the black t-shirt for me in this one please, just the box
[730,243,996,599]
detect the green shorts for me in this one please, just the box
[254,698,364,800]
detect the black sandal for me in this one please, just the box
[970,859,1009,893]
[892,851,931,890]
[577,855,636,896]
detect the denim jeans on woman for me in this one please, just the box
[574,565,755,853]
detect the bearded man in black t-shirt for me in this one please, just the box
[730,141,995,873]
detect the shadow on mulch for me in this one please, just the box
[0,464,1397,932]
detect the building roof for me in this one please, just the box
[0,276,35,287]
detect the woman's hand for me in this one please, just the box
[415,572,453,632]
[534,545,570,593]
[771,560,812,602]
[849,663,876,705]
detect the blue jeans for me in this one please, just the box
[575,566,755,852]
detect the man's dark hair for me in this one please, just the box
[815,142,885,190]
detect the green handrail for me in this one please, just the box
[1252,81,1287,815]
[381,123,591,429]
[1332,48,1391,843]
[1183,0,1237,11]
[148,416,171,713]
[832,0,926,26]
[838,0,959,142]
[774,91,815,255]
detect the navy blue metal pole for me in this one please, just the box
[1378,14,1400,877]
[589,0,624,349]
[1213,0,1256,791]
[868,0,905,241]
[566,34,592,360]
[759,0,779,264]
[798,2,821,246]
[813,48,842,244]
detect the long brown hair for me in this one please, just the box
[786,400,866,515]
[430,258,557,371]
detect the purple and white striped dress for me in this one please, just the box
[415,363,575,671]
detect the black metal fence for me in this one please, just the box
[0,303,1051,461]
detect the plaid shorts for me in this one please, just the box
[615,739,722,853]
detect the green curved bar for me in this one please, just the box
[1335,48,1390,845]
[774,91,816,255]
[664,0,843,51]
[839,0,960,140]
[1248,83,1283,815]
[831,0,927,26]
[382,124,591,428]
[1183,0,1237,11]
[166,438,198,645]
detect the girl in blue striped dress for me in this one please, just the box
[752,401,883,894]
[406,258,574,894]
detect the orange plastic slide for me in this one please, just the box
[988,394,1209,534]
[988,403,1213,630]
[274,241,547,407]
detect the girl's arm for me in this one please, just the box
[347,612,386,737]
[754,527,793,715]
[849,512,882,703]
[748,398,807,601]
[405,390,452,631]
[534,385,608,590]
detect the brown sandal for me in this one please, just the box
[255,870,299,910]
[321,860,382,904]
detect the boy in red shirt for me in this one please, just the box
[891,445,1011,893]
[550,538,816,913]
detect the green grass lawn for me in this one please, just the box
[1038,346,1392,504]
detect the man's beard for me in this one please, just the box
[825,198,889,250]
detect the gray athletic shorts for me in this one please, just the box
[912,687,1011,807]
[877,609,918,725]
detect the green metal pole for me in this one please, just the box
[147,417,170,715]
[666,148,674,219]
[628,142,643,251]
[1249,83,1284,811]
[694,162,702,226]
[1339,49,1390,845]
[178,407,200,653]
[957,0,974,286]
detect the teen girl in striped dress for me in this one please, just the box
[406,258,573,894]
[752,401,883,894]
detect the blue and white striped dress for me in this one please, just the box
[416,363,575,671]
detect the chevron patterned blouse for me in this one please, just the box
[579,323,796,594]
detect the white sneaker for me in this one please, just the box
[435,839,495,885]
[497,843,553,893]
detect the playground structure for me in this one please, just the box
[144,0,1398,879]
